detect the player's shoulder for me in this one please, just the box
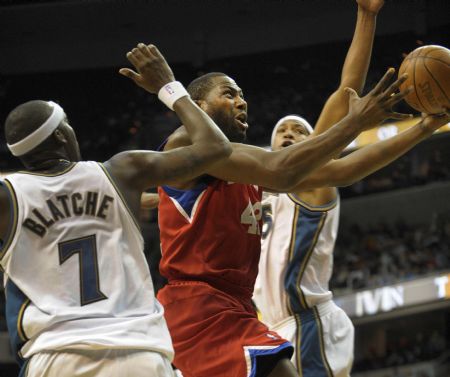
[165,126,191,151]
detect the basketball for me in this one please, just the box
[398,45,450,114]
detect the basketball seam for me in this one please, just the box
[402,56,450,67]
[423,61,450,105]
[422,56,450,67]
[413,52,431,114]
[422,47,450,67]
[422,47,444,57]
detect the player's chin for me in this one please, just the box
[228,126,247,142]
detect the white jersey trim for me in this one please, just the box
[287,192,338,212]
[97,163,141,232]
[0,179,19,262]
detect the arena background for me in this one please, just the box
[0,0,449,376]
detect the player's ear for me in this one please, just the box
[53,129,67,145]
[195,99,208,112]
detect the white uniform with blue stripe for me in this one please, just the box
[253,192,354,377]
[0,161,174,376]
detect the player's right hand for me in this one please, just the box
[119,43,175,94]
[345,68,413,131]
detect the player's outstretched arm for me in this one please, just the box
[203,69,412,191]
[290,111,450,190]
[106,43,231,190]
[313,0,383,136]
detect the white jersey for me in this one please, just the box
[0,161,173,362]
[253,192,339,328]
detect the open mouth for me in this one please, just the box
[281,140,293,148]
[235,113,248,131]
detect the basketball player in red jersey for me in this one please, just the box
[155,76,413,377]
[153,17,414,377]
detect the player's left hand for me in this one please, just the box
[119,43,175,94]
[356,0,384,14]
[419,109,450,133]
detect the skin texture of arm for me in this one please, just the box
[165,114,362,191]
[105,96,232,218]
[313,0,383,136]
[290,113,450,191]
[165,69,412,191]
[299,0,384,205]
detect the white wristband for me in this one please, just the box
[158,81,189,110]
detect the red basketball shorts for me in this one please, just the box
[158,281,293,377]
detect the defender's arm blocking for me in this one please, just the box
[313,0,384,136]
[290,112,450,191]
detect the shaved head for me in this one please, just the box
[187,72,228,101]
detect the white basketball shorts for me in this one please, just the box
[271,300,354,377]
[21,348,175,377]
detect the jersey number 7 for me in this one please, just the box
[58,235,107,306]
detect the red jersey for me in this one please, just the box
[158,178,263,298]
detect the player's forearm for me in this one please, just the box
[340,6,377,93]
[313,6,378,136]
[335,122,433,186]
[271,114,361,190]
[173,97,232,158]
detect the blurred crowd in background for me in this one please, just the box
[331,211,450,293]
[354,329,447,372]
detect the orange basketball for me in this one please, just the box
[398,45,450,114]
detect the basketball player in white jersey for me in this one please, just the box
[253,1,450,376]
[0,43,232,377]
[255,108,450,377]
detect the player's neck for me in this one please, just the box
[28,158,73,173]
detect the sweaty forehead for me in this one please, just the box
[211,76,241,92]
